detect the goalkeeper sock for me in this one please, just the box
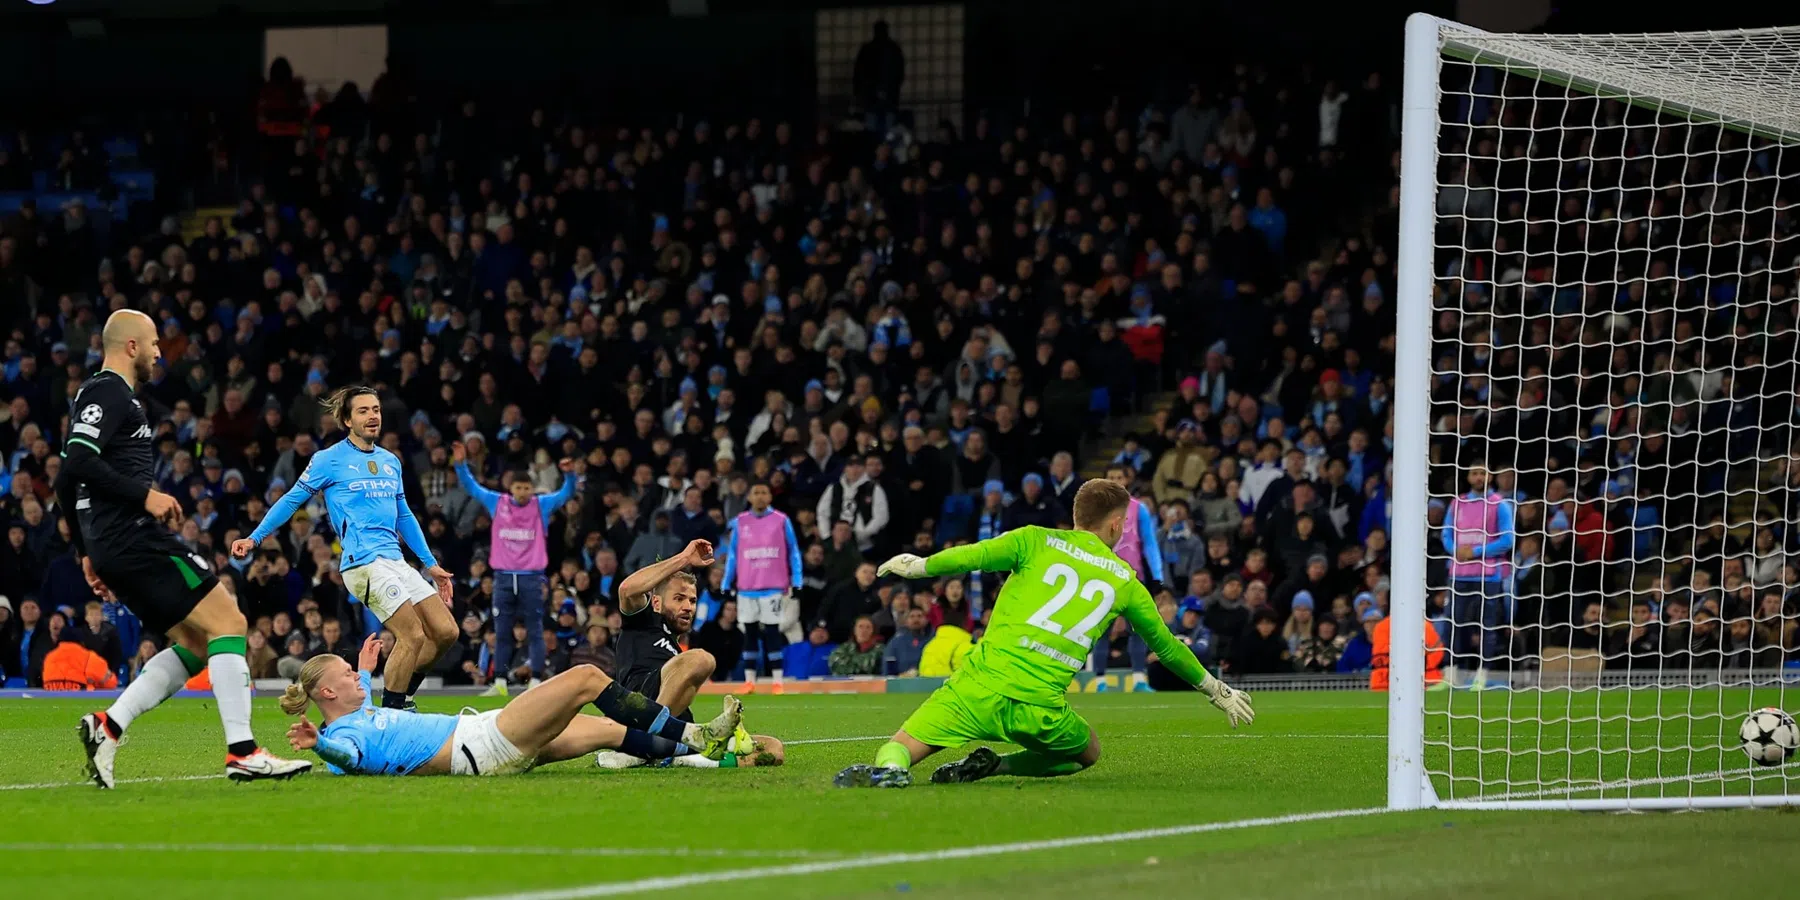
[619,728,691,760]
[107,647,197,734]
[205,636,258,757]
[874,741,912,770]
[592,682,688,743]
[995,750,1086,779]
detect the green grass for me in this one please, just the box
[2,690,1799,899]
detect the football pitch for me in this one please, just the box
[3,691,1799,899]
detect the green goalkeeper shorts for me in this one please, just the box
[900,674,1092,757]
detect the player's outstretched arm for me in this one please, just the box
[247,479,319,547]
[617,539,714,613]
[1117,581,1254,728]
[893,527,1031,579]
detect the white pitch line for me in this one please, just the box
[0,773,223,791]
[0,841,819,860]
[456,806,1390,900]
[783,733,1383,746]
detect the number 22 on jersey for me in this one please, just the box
[1022,563,1117,648]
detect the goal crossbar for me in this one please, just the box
[1436,19,1800,143]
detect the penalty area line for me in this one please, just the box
[457,806,1390,900]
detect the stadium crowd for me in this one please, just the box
[8,47,1791,696]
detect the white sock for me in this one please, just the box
[208,651,257,748]
[1129,671,1149,687]
[108,648,190,732]
[744,669,757,684]
[670,754,721,768]
[771,668,784,682]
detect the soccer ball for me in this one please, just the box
[1738,707,1799,767]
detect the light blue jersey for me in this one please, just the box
[251,438,438,572]
[313,672,457,775]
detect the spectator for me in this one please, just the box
[821,562,881,643]
[782,622,837,681]
[1296,617,1347,673]
[828,616,885,676]
[3,597,51,686]
[883,605,932,676]
[1230,608,1291,675]
[692,599,745,682]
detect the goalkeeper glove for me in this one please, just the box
[876,553,928,579]
[1199,672,1255,728]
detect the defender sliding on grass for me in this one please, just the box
[65,310,310,788]
[835,478,1254,788]
[282,635,742,776]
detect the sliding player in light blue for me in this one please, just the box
[721,481,804,693]
[281,635,742,776]
[453,439,577,694]
[233,386,455,711]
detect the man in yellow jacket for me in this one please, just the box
[918,625,973,677]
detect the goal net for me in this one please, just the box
[1390,15,1800,810]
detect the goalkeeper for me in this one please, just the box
[835,479,1254,788]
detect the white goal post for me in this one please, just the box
[1391,13,1800,811]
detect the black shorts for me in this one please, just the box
[619,665,693,723]
[90,531,220,635]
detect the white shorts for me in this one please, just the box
[737,591,791,626]
[450,709,533,776]
[343,558,439,621]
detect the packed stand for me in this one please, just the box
[2,57,1430,691]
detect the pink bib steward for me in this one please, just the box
[733,509,793,592]
[491,495,547,572]
[1114,498,1145,575]
[1449,492,1509,581]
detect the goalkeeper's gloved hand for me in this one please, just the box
[1199,673,1255,729]
[876,553,928,579]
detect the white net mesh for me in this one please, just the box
[1422,25,1800,806]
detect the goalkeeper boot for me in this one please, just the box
[225,748,313,782]
[692,695,743,760]
[729,723,756,756]
[77,712,119,789]
[930,747,1002,785]
[595,751,647,770]
[832,763,913,788]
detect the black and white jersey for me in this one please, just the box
[67,370,157,552]
[614,595,681,682]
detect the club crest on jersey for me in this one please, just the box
[368,460,380,474]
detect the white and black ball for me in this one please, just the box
[1739,707,1799,767]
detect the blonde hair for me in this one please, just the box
[278,654,341,716]
[1072,478,1131,529]
[321,385,379,427]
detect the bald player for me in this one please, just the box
[59,310,312,788]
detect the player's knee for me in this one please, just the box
[683,650,716,681]
[569,663,611,692]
